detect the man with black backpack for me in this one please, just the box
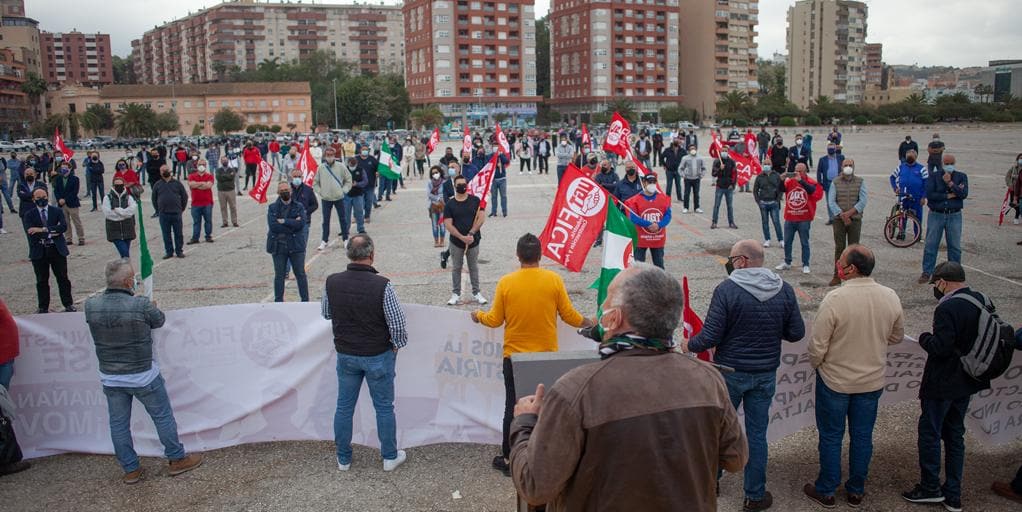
[903,261,1016,512]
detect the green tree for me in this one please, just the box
[111,55,136,84]
[80,104,115,136]
[492,112,510,125]
[191,124,203,136]
[116,103,158,137]
[755,59,787,99]
[535,16,550,98]
[155,111,180,135]
[409,105,444,129]
[716,91,754,118]
[21,72,47,103]
[659,104,693,124]
[605,98,637,125]
[212,108,245,134]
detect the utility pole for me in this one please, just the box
[332,78,339,129]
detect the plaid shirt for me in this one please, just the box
[321,282,408,350]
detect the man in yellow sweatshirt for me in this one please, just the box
[472,233,593,477]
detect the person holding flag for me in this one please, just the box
[711,146,739,230]
[377,138,403,203]
[624,173,672,269]
[684,239,806,512]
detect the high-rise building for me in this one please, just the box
[548,0,681,121]
[40,31,114,86]
[678,0,759,120]
[864,42,883,88]
[0,47,30,136]
[131,0,405,85]
[1,0,25,17]
[786,0,868,109]
[0,0,40,75]
[403,0,540,126]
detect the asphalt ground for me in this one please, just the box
[1,125,1021,511]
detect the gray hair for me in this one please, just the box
[346,233,374,261]
[612,263,683,340]
[105,258,134,289]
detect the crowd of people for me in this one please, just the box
[0,124,1020,512]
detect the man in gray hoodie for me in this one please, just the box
[685,239,805,512]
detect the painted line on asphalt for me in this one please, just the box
[961,263,1022,288]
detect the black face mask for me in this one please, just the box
[626,169,636,176]
[906,156,916,164]
[161,172,171,178]
[933,285,944,301]
[725,260,735,275]
[455,184,468,194]
[25,176,35,182]
[279,191,291,201]
[113,185,125,193]
[463,158,470,164]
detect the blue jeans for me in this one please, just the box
[272,251,309,302]
[759,202,783,241]
[712,186,734,225]
[814,374,883,497]
[490,178,507,216]
[783,220,812,266]
[922,211,962,275]
[430,209,446,240]
[0,360,13,389]
[320,199,343,242]
[190,205,212,240]
[722,370,776,501]
[159,212,184,256]
[341,195,365,238]
[377,177,391,200]
[633,246,665,269]
[112,239,131,258]
[0,178,14,210]
[664,171,682,200]
[102,375,186,472]
[89,174,105,210]
[917,397,970,501]
[334,351,398,464]
[363,187,375,219]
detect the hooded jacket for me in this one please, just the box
[688,268,805,372]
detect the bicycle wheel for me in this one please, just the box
[884,214,921,248]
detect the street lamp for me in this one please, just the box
[332,78,339,129]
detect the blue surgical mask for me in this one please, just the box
[944,165,955,172]
[291,177,302,187]
[447,168,457,177]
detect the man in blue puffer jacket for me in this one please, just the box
[685,239,805,511]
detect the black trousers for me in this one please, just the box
[537,156,549,173]
[501,357,515,459]
[32,246,72,311]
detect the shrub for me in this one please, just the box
[779,116,797,127]
[804,115,821,126]
[852,114,870,125]
[873,115,890,125]
[915,115,935,124]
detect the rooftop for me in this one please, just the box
[99,82,311,98]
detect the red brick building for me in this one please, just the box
[403,0,540,127]
[40,31,114,86]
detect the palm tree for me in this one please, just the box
[904,93,927,108]
[20,72,47,101]
[606,98,637,124]
[716,91,753,118]
[116,103,157,137]
[409,105,444,129]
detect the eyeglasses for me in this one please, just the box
[727,255,748,264]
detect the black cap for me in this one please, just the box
[930,261,965,283]
[641,173,658,182]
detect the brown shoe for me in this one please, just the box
[122,468,143,485]
[803,483,836,508]
[828,276,841,287]
[992,481,1022,504]
[232,223,239,227]
[847,493,863,508]
[917,273,931,284]
[221,223,228,228]
[168,453,203,476]
[743,490,773,511]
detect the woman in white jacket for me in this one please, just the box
[102,176,138,258]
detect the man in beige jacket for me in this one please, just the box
[805,244,904,509]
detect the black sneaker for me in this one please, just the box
[901,485,944,504]
[186,239,200,245]
[440,250,449,269]
[942,497,962,512]
[491,455,510,477]
[63,305,77,313]
[743,490,773,511]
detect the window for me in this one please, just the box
[184,101,192,108]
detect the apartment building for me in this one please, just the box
[786,0,868,109]
[131,0,404,85]
[864,42,883,88]
[0,0,40,75]
[548,0,681,120]
[40,31,114,86]
[678,0,759,120]
[404,0,540,126]
[0,47,30,136]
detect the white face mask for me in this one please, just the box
[689,150,696,156]
[842,166,854,176]
[325,157,335,164]
[644,184,658,194]
[197,165,207,172]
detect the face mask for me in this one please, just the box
[447,168,457,177]
[114,184,125,193]
[600,166,610,173]
[644,184,657,194]
[463,158,471,164]
[933,284,944,301]
[842,166,854,176]
[161,171,171,178]
[588,159,598,167]
[361,151,369,157]
[725,259,736,276]
[279,191,291,201]
[35,198,47,207]
[291,177,303,187]
[720,152,729,160]
[944,165,955,172]
[689,150,696,156]
[431,173,441,180]
[827,148,836,155]
[560,141,567,146]
[455,184,468,194]
[776,142,783,147]
[626,169,636,176]
[597,308,619,338]
[60,167,70,175]
[836,262,848,281]
[25,175,35,182]
[795,139,803,145]
[906,156,916,164]
[192,156,198,160]
[117,164,127,170]
[92,157,99,162]
[1018,159,1022,166]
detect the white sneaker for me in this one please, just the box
[447,293,460,306]
[473,292,488,305]
[383,450,406,472]
[802,266,811,274]
[763,240,771,248]
[1014,218,1020,225]
[775,263,791,271]
[0,228,7,235]
[695,208,704,213]
[519,171,524,175]
[528,171,532,175]
[337,458,350,472]
[682,208,689,214]
[779,241,785,248]
[317,241,328,251]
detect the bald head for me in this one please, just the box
[839,244,875,277]
[794,163,808,175]
[942,153,956,166]
[730,239,765,268]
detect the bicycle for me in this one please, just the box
[884,194,922,248]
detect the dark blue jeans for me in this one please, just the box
[489,178,507,216]
[320,198,343,243]
[0,360,13,389]
[190,205,212,240]
[342,195,365,238]
[922,211,962,276]
[633,247,665,269]
[363,187,375,219]
[664,171,682,200]
[759,202,783,242]
[814,374,883,497]
[272,251,308,302]
[917,396,970,501]
[113,239,131,258]
[783,220,812,266]
[723,370,776,501]
[712,186,734,225]
[159,212,184,256]
[103,375,186,472]
[334,351,398,465]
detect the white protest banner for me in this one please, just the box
[10,305,1022,459]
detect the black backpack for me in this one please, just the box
[949,292,1016,382]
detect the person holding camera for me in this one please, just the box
[266,181,309,302]
[776,163,823,274]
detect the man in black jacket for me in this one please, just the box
[711,147,738,229]
[151,165,189,259]
[23,188,74,313]
[902,262,991,512]
[661,139,684,202]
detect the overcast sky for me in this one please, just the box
[30,0,1019,68]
